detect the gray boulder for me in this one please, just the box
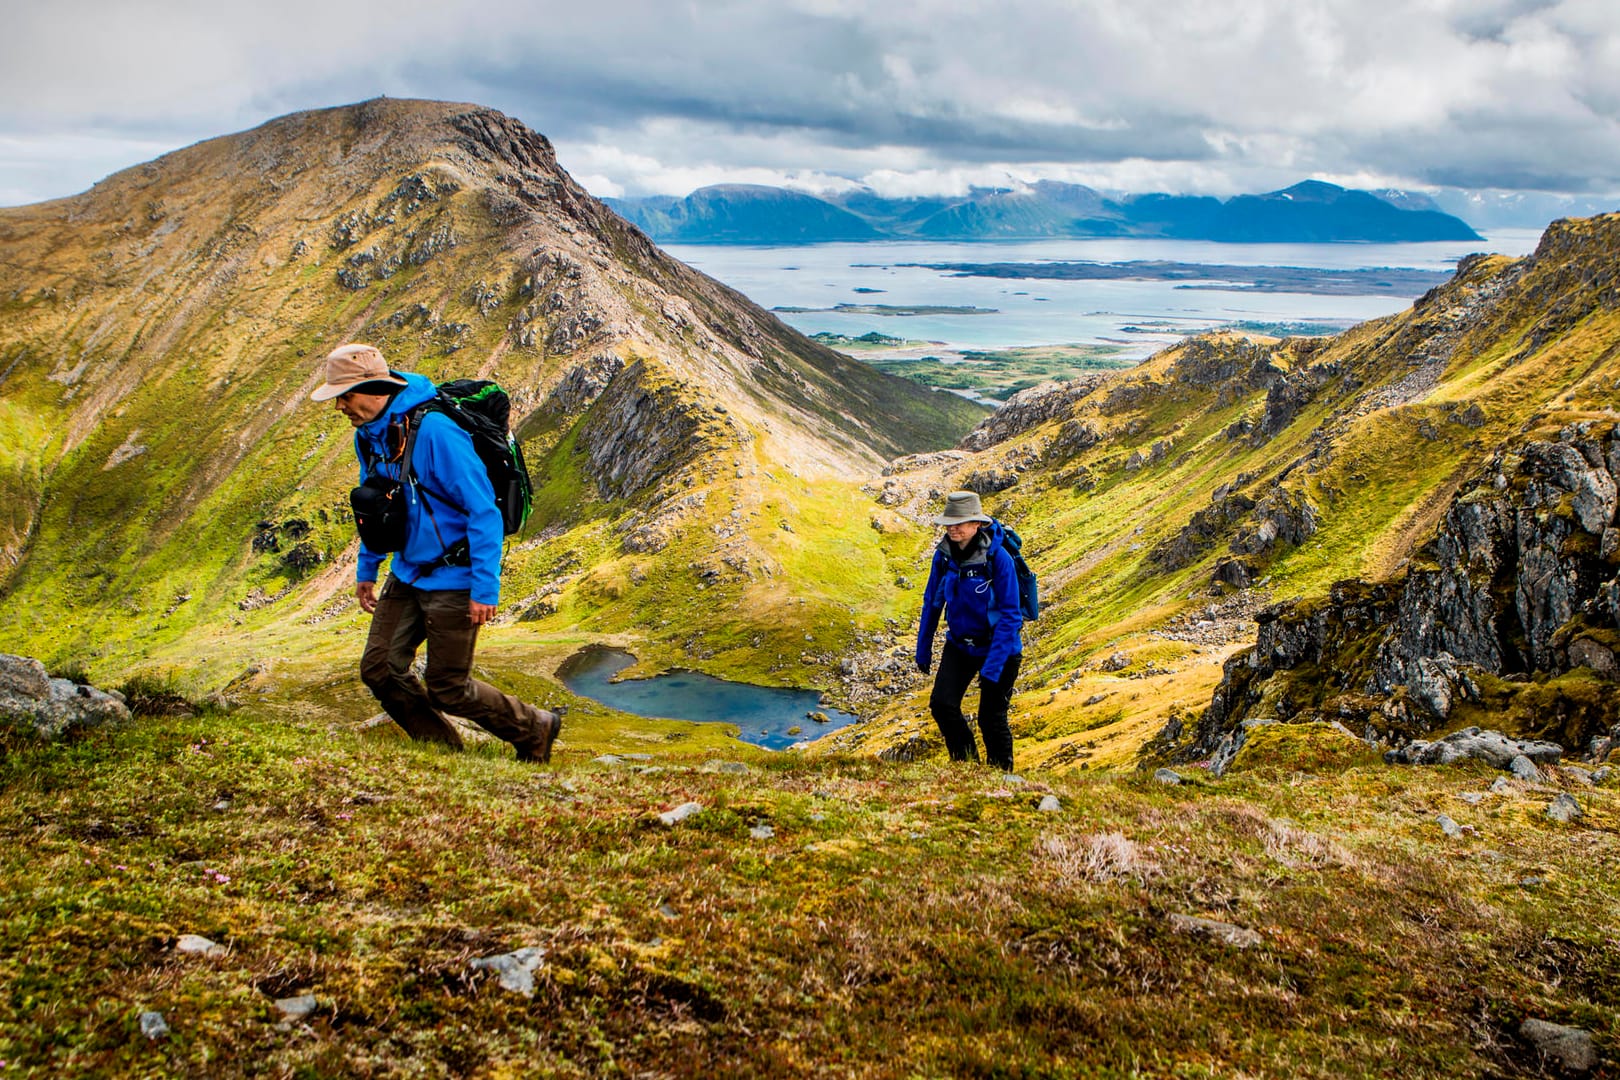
[1386,727,1564,770]
[1519,1018,1597,1074]
[1546,794,1584,823]
[0,654,130,742]
[1509,755,1542,782]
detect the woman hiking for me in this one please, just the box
[914,490,1024,772]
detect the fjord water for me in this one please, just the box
[669,232,1542,358]
[559,647,860,750]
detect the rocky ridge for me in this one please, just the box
[1164,420,1620,763]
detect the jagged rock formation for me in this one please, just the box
[1167,421,1620,761]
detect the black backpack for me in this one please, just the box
[998,523,1040,621]
[350,379,533,563]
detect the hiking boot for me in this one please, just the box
[516,707,562,764]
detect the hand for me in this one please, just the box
[916,653,931,675]
[469,600,498,626]
[355,580,378,613]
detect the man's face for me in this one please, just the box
[945,521,982,544]
[334,390,392,427]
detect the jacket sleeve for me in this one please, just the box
[915,550,946,670]
[354,433,385,585]
[980,548,1024,683]
[414,415,504,606]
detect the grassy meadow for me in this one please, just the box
[1,700,1614,1078]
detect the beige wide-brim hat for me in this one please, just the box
[933,490,993,526]
[309,343,408,401]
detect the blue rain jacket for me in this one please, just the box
[353,372,504,605]
[915,519,1024,683]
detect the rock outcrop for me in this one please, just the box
[1167,422,1620,760]
[958,376,1111,451]
[0,654,130,741]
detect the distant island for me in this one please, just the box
[774,303,999,316]
[908,259,1455,297]
[607,179,1483,245]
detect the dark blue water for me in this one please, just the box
[557,646,860,750]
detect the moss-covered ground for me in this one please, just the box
[1,708,1615,1078]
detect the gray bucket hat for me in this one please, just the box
[933,490,992,526]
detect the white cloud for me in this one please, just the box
[1,0,1618,207]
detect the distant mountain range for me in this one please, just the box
[607,179,1484,245]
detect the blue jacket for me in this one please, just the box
[353,372,504,605]
[915,519,1024,682]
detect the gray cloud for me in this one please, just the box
[2,0,1618,207]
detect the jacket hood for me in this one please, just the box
[940,518,1004,563]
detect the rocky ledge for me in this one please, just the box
[1162,421,1620,762]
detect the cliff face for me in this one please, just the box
[1167,421,1619,760]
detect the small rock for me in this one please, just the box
[1546,793,1584,823]
[593,754,625,766]
[1083,693,1110,706]
[1455,791,1486,805]
[1490,776,1517,795]
[212,800,231,812]
[1101,651,1130,672]
[1436,813,1463,838]
[274,994,319,1021]
[1003,774,1026,785]
[1509,755,1541,782]
[750,824,776,839]
[658,802,704,826]
[623,753,655,761]
[1166,913,1262,949]
[786,726,802,736]
[656,903,679,919]
[1517,739,1564,764]
[1595,766,1613,783]
[701,760,750,775]
[1519,1018,1597,1074]
[469,947,545,997]
[175,934,225,958]
[1037,795,1062,812]
[1563,766,1594,785]
[1153,768,1183,786]
[138,1011,169,1040]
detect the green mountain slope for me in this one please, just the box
[822,216,1620,769]
[0,99,984,683]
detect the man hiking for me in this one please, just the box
[311,342,561,762]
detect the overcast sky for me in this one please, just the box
[3,0,1619,211]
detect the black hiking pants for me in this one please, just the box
[929,639,1020,772]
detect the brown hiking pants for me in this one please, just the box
[359,575,540,750]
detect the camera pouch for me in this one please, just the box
[350,475,409,553]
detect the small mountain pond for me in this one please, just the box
[557,646,860,750]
